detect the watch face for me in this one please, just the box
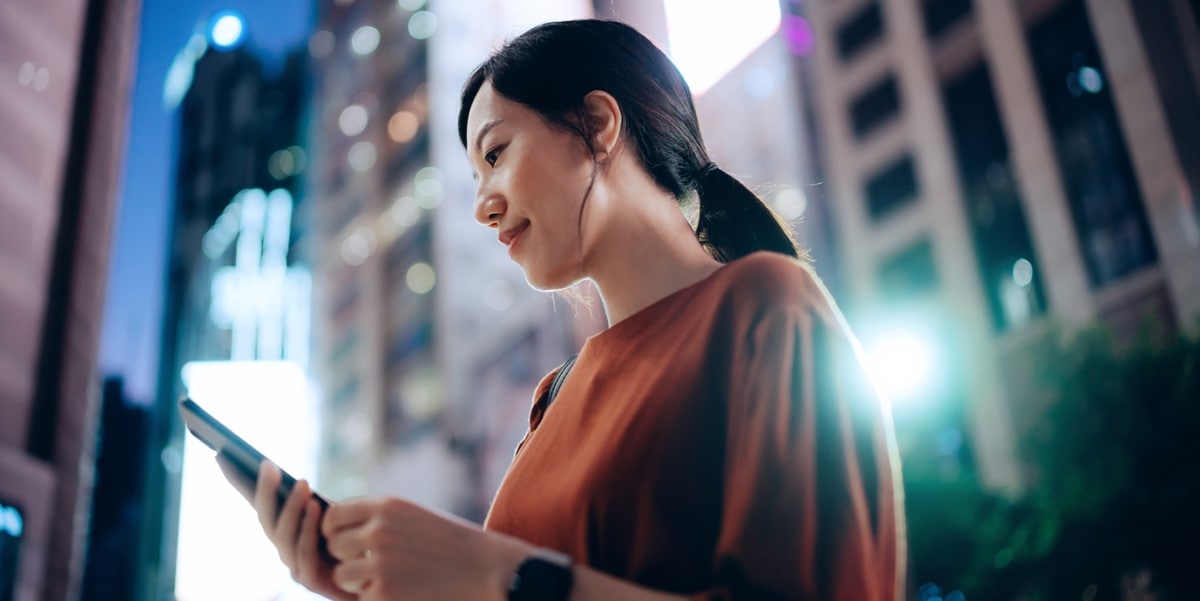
[509,555,574,601]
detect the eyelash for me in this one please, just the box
[485,145,504,167]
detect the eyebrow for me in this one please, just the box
[472,118,505,156]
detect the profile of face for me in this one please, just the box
[466,82,600,290]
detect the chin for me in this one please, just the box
[519,259,579,292]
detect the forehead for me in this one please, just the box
[465,83,505,142]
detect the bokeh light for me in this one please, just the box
[388,110,420,143]
[208,11,246,50]
[351,26,381,55]
[406,262,436,294]
[348,141,377,172]
[408,11,438,40]
[339,104,369,136]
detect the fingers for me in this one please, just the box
[273,479,311,565]
[325,524,368,561]
[293,499,325,583]
[322,499,374,537]
[332,555,374,596]
[254,462,282,534]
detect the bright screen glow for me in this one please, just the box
[175,360,322,601]
[664,0,781,95]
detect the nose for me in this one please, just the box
[474,194,506,228]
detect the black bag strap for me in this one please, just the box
[545,354,579,409]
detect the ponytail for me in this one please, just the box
[694,164,802,263]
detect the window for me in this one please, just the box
[1026,0,1157,287]
[837,3,884,61]
[864,154,919,221]
[921,0,972,39]
[878,239,938,300]
[851,76,900,139]
[943,63,1046,331]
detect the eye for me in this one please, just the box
[485,145,505,167]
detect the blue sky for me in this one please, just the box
[98,0,313,401]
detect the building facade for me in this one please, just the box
[804,0,1200,489]
[0,0,140,599]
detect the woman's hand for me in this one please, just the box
[215,455,355,601]
[321,497,530,601]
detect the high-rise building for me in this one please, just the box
[804,0,1200,489]
[137,30,310,599]
[0,0,140,599]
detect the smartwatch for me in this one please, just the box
[508,548,574,601]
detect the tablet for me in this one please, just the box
[179,397,330,513]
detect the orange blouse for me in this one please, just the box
[484,251,906,600]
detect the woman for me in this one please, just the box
[221,19,905,601]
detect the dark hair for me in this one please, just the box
[458,19,801,263]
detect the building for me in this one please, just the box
[136,29,310,599]
[804,0,1200,489]
[0,0,140,600]
[308,0,594,520]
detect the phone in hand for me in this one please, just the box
[178,397,330,514]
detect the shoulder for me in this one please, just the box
[712,251,831,315]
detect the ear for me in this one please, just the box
[581,90,623,158]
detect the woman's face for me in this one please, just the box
[466,82,597,290]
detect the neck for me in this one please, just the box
[581,189,723,326]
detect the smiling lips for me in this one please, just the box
[499,221,530,251]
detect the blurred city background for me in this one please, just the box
[1,0,1198,599]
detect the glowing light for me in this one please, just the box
[163,33,209,108]
[397,0,426,10]
[0,504,22,537]
[865,330,938,406]
[17,62,35,87]
[209,11,247,50]
[415,166,443,209]
[268,148,300,180]
[484,279,514,311]
[390,196,421,227]
[309,30,334,59]
[783,15,815,56]
[32,68,49,92]
[341,227,376,266]
[773,187,808,220]
[664,0,782,95]
[176,360,318,601]
[208,189,310,363]
[1078,66,1104,93]
[408,11,438,40]
[339,104,369,136]
[388,110,420,143]
[351,26,381,55]
[406,262,436,294]
[1012,258,1034,287]
[348,141,377,172]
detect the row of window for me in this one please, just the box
[851,0,1155,332]
[836,0,973,63]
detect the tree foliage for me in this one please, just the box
[905,322,1200,600]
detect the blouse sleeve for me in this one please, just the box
[690,304,905,601]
